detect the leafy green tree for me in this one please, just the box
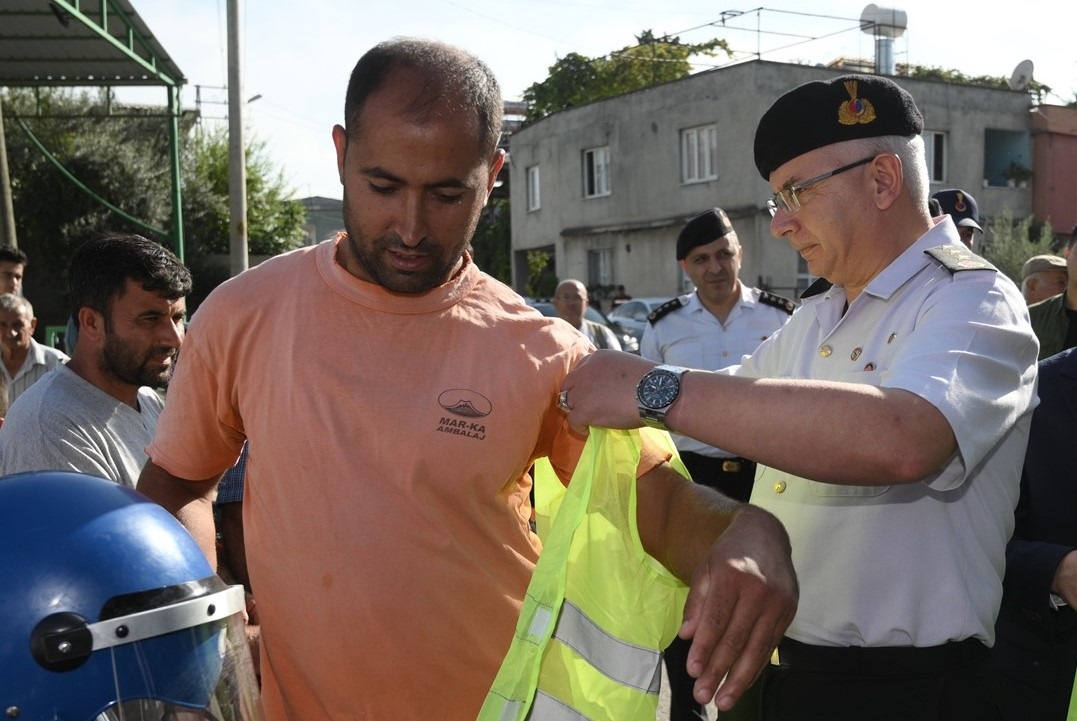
[470,198,511,283]
[901,65,1052,105]
[2,87,306,325]
[982,208,1056,285]
[3,87,175,327]
[523,30,731,123]
[182,125,306,258]
[524,249,553,297]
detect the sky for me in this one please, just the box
[121,0,1077,201]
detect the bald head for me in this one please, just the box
[552,280,589,329]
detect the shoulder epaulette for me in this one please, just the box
[647,297,684,325]
[799,278,833,299]
[924,245,996,274]
[758,290,797,315]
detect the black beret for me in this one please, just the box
[676,208,734,260]
[932,188,982,231]
[754,74,923,180]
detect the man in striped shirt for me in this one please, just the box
[0,293,67,406]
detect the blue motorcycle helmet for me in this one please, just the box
[0,471,262,721]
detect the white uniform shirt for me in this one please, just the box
[734,220,1038,648]
[640,285,792,457]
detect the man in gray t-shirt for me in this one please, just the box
[0,233,191,486]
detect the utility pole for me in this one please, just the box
[227,0,249,276]
[0,102,17,248]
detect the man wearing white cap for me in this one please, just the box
[1021,254,1068,305]
[1029,227,1077,359]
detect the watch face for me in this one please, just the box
[639,369,680,409]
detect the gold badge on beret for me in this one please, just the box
[838,80,876,126]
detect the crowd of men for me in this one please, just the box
[3,37,1077,721]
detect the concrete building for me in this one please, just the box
[300,196,344,246]
[509,59,1042,302]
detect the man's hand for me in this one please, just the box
[680,505,798,710]
[1052,550,1077,607]
[561,350,656,431]
[637,464,797,711]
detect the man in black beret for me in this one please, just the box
[559,73,1038,721]
[644,207,794,721]
[932,188,983,251]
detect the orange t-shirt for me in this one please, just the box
[149,238,650,719]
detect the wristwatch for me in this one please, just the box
[636,365,689,431]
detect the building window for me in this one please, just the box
[681,124,718,183]
[526,165,541,211]
[583,146,610,198]
[924,131,946,183]
[587,248,614,288]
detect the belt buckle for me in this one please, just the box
[721,459,742,473]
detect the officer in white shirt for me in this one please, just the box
[642,208,793,502]
[643,207,793,721]
[560,73,1039,721]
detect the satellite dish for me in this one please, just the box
[1008,59,1034,91]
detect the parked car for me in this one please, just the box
[524,298,640,354]
[607,297,673,344]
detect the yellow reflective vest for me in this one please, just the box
[1068,669,1077,721]
[478,427,690,721]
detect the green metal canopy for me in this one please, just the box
[0,0,187,257]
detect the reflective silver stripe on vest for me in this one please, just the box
[529,690,591,720]
[552,599,663,694]
[497,699,524,721]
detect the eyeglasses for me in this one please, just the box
[767,155,876,217]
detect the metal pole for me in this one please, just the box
[167,84,185,262]
[227,0,249,276]
[0,101,18,249]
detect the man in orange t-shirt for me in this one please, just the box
[137,39,797,720]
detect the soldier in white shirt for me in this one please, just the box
[561,73,1038,721]
[642,207,793,721]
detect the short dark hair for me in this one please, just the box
[68,233,192,325]
[343,38,503,157]
[0,246,28,267]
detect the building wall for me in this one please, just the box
[1030,105,1077,236]
[510,59,1036,300]
[300,196,344,246]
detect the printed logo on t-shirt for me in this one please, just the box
[436,389,489,440]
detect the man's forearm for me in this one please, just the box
[138,460,220,566]
[636,464,743,582]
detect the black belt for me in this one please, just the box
[774,637,989,675]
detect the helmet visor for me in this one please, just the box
[90,586,262,721]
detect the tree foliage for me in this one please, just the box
[524,249,557,298]
[469,198,511,283]
[982,208,1056,285]
[182,125,306,258]
[523,30,732,123]
[3,88,176,327]
[901,65,1054,105]
[1,87,306,326]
